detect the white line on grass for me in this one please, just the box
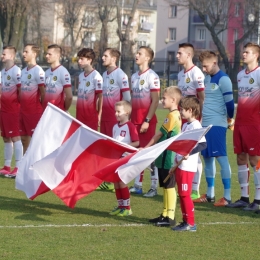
[0,222,258,229]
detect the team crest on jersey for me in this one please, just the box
[186,78,190,83]
[140,79,145,85]
[120,130,126,137]
[164,118,169,124]
[53,76,57,81]
[27,74,31,79]
[110,79,114,84]
[86,81,90,87]
[7,75,11,80]
[211,84,215,89]
[249,78,254,84]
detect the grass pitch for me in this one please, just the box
[0,106,259,260]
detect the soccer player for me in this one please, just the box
[170,97,206,232]
[44,44,72,111]
[226,42,260,211]
[20,44,45,154]
[110,101,139,216]
[145,86,182,227]
[130,46,160,197]
[0,46,23,177]
[176,43,205,199]
[193,51,234,206]
[98,48,130,190]
[76,48,103,130]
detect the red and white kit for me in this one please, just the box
[177,66,205,97]
[76,70,103,128]
[44,65,71,110]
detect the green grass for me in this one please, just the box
[0,105,259,260]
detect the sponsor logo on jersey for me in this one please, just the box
[123,80,128,86]
[40,77,44,80]
[110,79,114,84]
[140,79,145,85]
[120,130,126,137]
[211,84,215,89]
[27,74,31,79]
[249,78,254,84]
[164,118,169,124]
[7,75,11,80]
[53,76,57,81]
[186,78,190,83]
[86,81,90,87]
[65,78,69,81]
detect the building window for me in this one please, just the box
[64,29,71,46]
[233,29,238,42]
[234,3,239,17]
[169,5,177,18]
[138,41,147,49]
[83,31,94,47]
[197,28,206,41]
[83,12,95,27]
[168,28,176,41]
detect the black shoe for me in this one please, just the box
[148,214,164,223]
[155,216,176,227]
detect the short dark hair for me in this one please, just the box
[179,43,194,56]
[77,48,95,64]
[25,44,40,56]
[180,96,200,119]
[139,46,154,63]
[3,45,16,54]
[48,44,62,55]
[105,48,121,63]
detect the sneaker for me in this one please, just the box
[143,188,157,197]
[172,221,197,232]
[129,186,143,194]
[191,190,200,200]
[109,207,122,215]
[117,208,132,216]
[225,199,249,208]
[214,197,231,207]
[148,214,164,223]
[193,194,215,203]
[5,167,18,178]
[96,182,114,190]
[243,202,260,211]
[155,216,176,227]
[0,166,11,175]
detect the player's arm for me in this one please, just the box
[129,140,139,148]
[96,92,103,126]
[144,130,163,148]
[197,90,204,118]
[39,85,45,105]
[64,87,73,111]
[122,90,131,102]
[140,91,159,133]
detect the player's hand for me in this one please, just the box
[183,154,189,160]
[169,167,175,175]
[138,147,144,151]
[227,118,234,131]
[140,122,149,133]
[98,115,101,127]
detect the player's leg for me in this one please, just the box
[191,156,202,199]
[117,181,132,216]
[110,182,122,215]
[21,136,31,154]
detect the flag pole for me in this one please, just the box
[163,157,185,183]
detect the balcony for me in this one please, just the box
[191,40,206,49]
[192,15,206,24]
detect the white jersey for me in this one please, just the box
[44,65,71,110]
[176,120,206,172]
[178,66,205,96]
[113,121,139,144]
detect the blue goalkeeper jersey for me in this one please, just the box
[202,70,234,128]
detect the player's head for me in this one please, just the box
[176,43,194,65]
[243,42,260,63]
[46,44,62,64]
[102,48,120,67]
[179,96,200,120]
[115,100,132,122]
[23,44,40,63]
[1,45,16,63]
[135,46,154,66]
[199,51,219,75]
[77,48,95,68]
[162,86,182,109]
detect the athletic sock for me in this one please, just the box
[238,164,250,198]
[216,156,231,201]
[204,157,216,198]
[180,195,195,226]
[162,188,167,217]
[166,187,177,220]
[121,187,130,209]
[150,164,158,190]
[4,142,13,167]
[115,188,123,208]
[134,171,144,188]
[192,156,202,191]
[253,166,260,201]
[14,140,23,168]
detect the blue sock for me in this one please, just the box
[216,156,231,201]
[203,157,216,198]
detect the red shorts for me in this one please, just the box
[233,125,260,156]
[175,167,195,196]
[20,113,42,136]
[78,118,98,131]
[0,112,20,137]
[100,121,117,137]
[135,123,156,147]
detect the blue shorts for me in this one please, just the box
[201,126,227,157]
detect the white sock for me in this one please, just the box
[150,165,158,189]
[14,140,23,168]
[254,166,260,200]
[192,157,202,191]
[134,172,144,188]
[238,165,250,198]
[4,142,13,167]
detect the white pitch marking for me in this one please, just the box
[0,222,258,229]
